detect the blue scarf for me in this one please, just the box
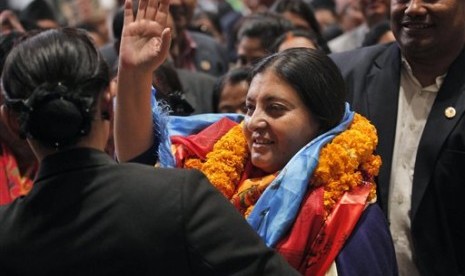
[153,92,354,246]
[247,104,354,247]
[151,88,244,168]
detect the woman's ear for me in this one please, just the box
[100,80,117,121]
[0,104,23,138]
[102,79,117,104]
[108,78,117,100]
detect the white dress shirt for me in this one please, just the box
[389,58,445,276]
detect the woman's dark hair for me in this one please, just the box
[270,0,331,54]
[250,47,345,131]
[212,66,251,113]
[1,28,110,149]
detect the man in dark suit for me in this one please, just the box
[330,0,465,275]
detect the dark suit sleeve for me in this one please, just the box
[181,169,299,276]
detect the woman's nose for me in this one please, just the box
[246,110,267,131]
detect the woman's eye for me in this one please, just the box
[268,104,286,114]
[245,104,255,115]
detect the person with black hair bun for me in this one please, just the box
[0,1,299,275]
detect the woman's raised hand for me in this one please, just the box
[115,0,172,162]
[119,0,171,73]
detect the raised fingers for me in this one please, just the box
[136,0,148,21]
[145,0,159,20]
[155,0,170,27]
[123,0,135,25]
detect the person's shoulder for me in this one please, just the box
[117,162,202,182]
[328,24,369,53]
[328,30,355,50]
[176,68,217,113]
[108,163,209,200]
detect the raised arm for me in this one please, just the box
[115,0,171,162]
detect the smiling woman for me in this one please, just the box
[116,44,399,274]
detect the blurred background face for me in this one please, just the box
[339,1,365,31]
[218,80,249,114]
[361,0,390,26]
[236,37,267,66]
[314,7,338,32]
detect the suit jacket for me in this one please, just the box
[0,148,298,276]
[330,43,465,275]
[189,31,229,78]
[176,68,217,114]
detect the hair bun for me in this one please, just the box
[20,82,94,148]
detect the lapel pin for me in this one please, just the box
[200,60,211,71]
[445,107,456,119]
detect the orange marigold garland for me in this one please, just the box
[183,113,381,217]
[311,113,381,216]
[184,123,248,198]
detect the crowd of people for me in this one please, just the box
[0,0,464,275]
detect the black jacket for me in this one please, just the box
[331,43,465,275]
[0,148,297,275]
